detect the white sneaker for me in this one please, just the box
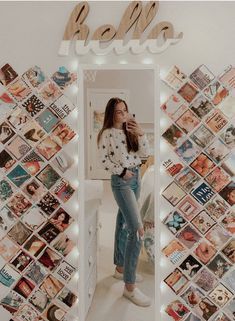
[113,269,143,282]
[123,287,151,307]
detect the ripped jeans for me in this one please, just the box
[111,167,143,284]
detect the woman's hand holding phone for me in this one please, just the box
[126,114,144,136]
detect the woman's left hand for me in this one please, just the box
[126,119,144,136]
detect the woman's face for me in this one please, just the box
[225,130,234,144]
[114,102,128,125]
[228,189,235,204]
[57,213,65,222]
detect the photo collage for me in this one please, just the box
[0,63,78,321]
[161,65,235,321]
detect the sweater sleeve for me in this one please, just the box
[98,132,124,175]
[136,134,150,157]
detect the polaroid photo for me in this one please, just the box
[221,153,235,179]
[22,179,47,203]
[176,109,200,134]
[184,314,202,321]
[219,181,235,206]
[205,225,231,250]
[54,260,76,283]
[24,235,46,257]
[190,125,215,149]
[207,253,232,278]
[23,65,47,88]
[0,206,16,233]
[7,221,32,245]
[6,135,31,160]
[0,149,16,173]
[21,150,45,175]
[205,109,228,133]
[7,193,32,217]
[219,66,235,88]
[181,285,204,308]
[51,66,77,90]
[52,179,75,203]
[205,139,230,164]
[40,274,64,299]
[225,298,235,321]
[163,210,187,235]
[162,239,186,264]
[25,261,48,285]
[211,312,232,321]
[35,108,60,133]
[0,91,17,119]
[191,210,216,235]
[189,65,215,90]
[8,79,32,102]
[177,82,199,103]
[222,239,235,264]
[189,94,214,119]
[165,300,190,321]
[38,80,62,104]
[162,124,185,148]
[36,136,61,160]
[0,290,24,314]
[21,120,46,146]
[29,289,50,313]
[204,80,229,106]
[37,192,60,216]
[177,195,201,220]
[205,167,231,192]
[38,222,61,244]
[52,234,75,257]
[179,255,202,278]
[161,94,187,121]
[162,65,187,90]
[209,283,233,308]
[195,298,218,320]
[0,178,14,202]
[161,157,185,177]
[220,124,235,149]
[51,122,76,147]
[50,94,76,119]
[0,121,15,144]
[15,304,39,321]
[164,268,189,294]
[51,151,74,174]
[218,91,235,119]
[22,94,45,117]
[7,164,31,188]
[194,240,216,264]
[22,206,46,230]
[194,268,218,292]
[43,303,66,321]
[205,195,230,220]
[39,247,62,271]
[223,269,235,293]
[50,208,72,232]
[0,236,19,261]
[10,250,33,272]
[174,167,201,192]
[57,287,78,308]
[161,181,187,206]
[221,211,235,235]
[7,106,30,130]
[0,63,18,86]
[175,140,201,164]
[177,225,202,249]
[13,276,35,298]
[191,182,215,205]
[190,153,215,177]
[36,164,61,190]
[0,264,21,288]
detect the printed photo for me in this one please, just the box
[221,153,235,179]
[219,66,235,88]
[177,195,201,220]
[38,222,61,243]
[21,150,45,175]
[6,135,31,160]
[51,94,76,119]
[178,82,199,103]
[205,225,231,249]
[0,149,16,172]
[50,208,72,232]
[185,314,201,321]
[191,210,216,234]
[161,181,187,206]
[207,253,232,278]
[8,79,32,102]
[51,122,76,147]
[205,195,230,219]
[194,268,218,292]
[177,225,201,249]
[164,268,189,294]
[219,181,235,206]
[205,139,230,164]
[37,192,60,216]
[24,235,46,257]
[23,65,47,88]
[204,80,229,106]
[220,124,235,148]
[223,269,235,292]
[0,206,16,233]
[176,109,200,134]
[194,241,216,264]
[57,287,78,307]
[7,221,32,245]
[205,109,228,133]
[52,179,75,203]
[29,289,50,313]
[36,164,61,189]
[7,193,32,217]
[162,157,185,177]
[162,124,185,147]
[163,210,187,235]
[7,164,31,187]
[174,167,201,192]
[161,94,187,121]
[11,250,33,272]
[190,153,215,177]
[190,124,215,149]
[0,63,18,86]
[22,94,45,117]
[222,239,235,263]
[165,300,189,321]
[209,283,233,307]
[179,255,202,278]
[0,264,21,288]
[15,304,39,321]
[0,178,14,202]
[0,91,17,119]
[13,277,35,298]
[162,239,186,264]
[21,120,46,146]
[55,260,76,283]
[38,80,62,104]
[40,274,64,298]
[36,136,61,160]
[225,298,235,321]
[221,211,235,234]
[181,285,204,308]
[51,151,74,173]
[205,167,231,192]
[35,108,60,133]
[0,290,24,314]
[22,206,46,230]
[191,182,215,205]
[43,303,66,321]
[175,140,200,164]
[25,261,48,285]
[196,298,218,320]
[219,92,235,119]
[189,64,215,90]
[0,236,19,261]
[162,65,187,90]
[38,247,62,271]
[212,312,232,321]
[51,66,77,90]
[7,106,30,130]
[189,95,214,119]
[53,234,75,257]
[0,121,15,144]
[22,179,46,203]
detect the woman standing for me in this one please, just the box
[97,97,151,307]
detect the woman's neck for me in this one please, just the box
[113,122,123,129]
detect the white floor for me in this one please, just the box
[86,181,155,321]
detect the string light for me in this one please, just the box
[142,57,153,64]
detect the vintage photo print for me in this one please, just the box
[43,303,66,321]
[219,181,235,206]
[177,225,201,249]
[164,268,189,294]
[53,234,75,257]
[50,94,76,119]
[175,140,201,164]
[162,65,187,90]
[194,268,218,292]
[178,82,199,103]
[205,225,231,249]
[196,298,218,320]
[24,235,46,257]
[191,210,216,234]
[205,109,228,133]
[177,195,201,220]
[222,239,235,263]
[7,164,31,187]
[218,91,235,119]
[205,139,230,164]
[181,285,204,308]
[225,298,235,320]
[54,260,76,283]
[51,66,77,90]
[8,79,32,102]
[163,210,187,235]
[0,91,17,119]
[10,250,33,272]
[204,80,229,106]
[174,167,201,192]
[50,208,72,232]
[7,221,32,245]
[0,121,15,144]
[29,289,50,313]
[6,135,31,160]
[52,179,75,203]
[0,206,16,233]
[161,156,185,177]
[162,239,186,264]
[51,151,74,173]
[22,94,45,117]
[176,109,200,134]
[194,240,216,264]
[0,264,21,287]
[207,253,232,278]
[51,122,76,147]
[0,290,24,314]
[189,64,215,90]
[161,94,187,121]
[211,312,232,321]
[179,255,202,278]
[0,149,16,172]
[38,222,61,244]
[189,94,214,119]
[191,182,215,205]
[7,192,32,217]
[190,153,215,177]
[7,106,30,130]
[209,283,233,308]
[221,153,235,179]
[35,108,60,133]
[161,181,187,206]
[219,66,235,88]
[13,276,35,298]
[221,211,235,235]
[57,286,78,308]
[40,274,64,299]
[21,150,45,175]
[37,192,60,216]
[0,236,19,261]
[190,124,215,149]
[205,195,230,220]
[162,124,185,147]
[22,206,46,230]
[23,65,47,88]
[36,164,61,190]
[22,179,47,203]
[205,167,231,192]
[220,124,235,148]
[15,304,39,321]
[0,178,14,202]
[165,300,189,321]
[223,269,235,293]
[38,80,62,104]
[39,247,62,271]
[0,63,18,86]
[36,136,61,160]
[21,120,46,146]
[185,314,202,321]
[25,261,48,285]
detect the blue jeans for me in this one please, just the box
[111,167,143,284]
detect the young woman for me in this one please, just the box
[97,97,151,307]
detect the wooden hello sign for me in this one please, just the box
[59,1,183,56]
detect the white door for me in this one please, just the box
[87,89,129,179]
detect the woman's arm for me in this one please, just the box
[137,134,150,157]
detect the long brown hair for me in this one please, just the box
[97,97,139,152]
